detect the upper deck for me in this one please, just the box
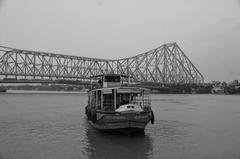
[88,74,151,112]
[92,74,131,88]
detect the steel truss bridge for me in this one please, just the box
[0,43,204,85]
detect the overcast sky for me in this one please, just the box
[0,0,240,82]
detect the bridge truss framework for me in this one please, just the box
[0,43,204,84]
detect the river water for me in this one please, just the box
[0,92,240,159]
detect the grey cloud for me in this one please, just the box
[0,0,5,9]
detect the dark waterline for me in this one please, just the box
[0,93,240,159]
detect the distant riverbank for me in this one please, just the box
[4,90,87,94]
[0,84,88,92]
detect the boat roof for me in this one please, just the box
[89,86,150,93]
[90,74,132,79]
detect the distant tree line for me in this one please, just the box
[4,84,86,91]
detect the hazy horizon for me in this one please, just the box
[0,0,240,82]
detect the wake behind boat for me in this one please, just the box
[85,74,154,134]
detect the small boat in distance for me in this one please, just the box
[85,74,155,134]
[0,86,7,92]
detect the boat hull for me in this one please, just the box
[89,121,145,134]
[86,110,154,134]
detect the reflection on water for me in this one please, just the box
[85,123,153,159]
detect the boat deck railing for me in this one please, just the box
[97,95,151,111]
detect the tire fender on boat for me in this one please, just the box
[87,111,91,120]
[91,110,97,123]
[150,111,155,124]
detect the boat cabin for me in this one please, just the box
[88,74,151,112]
[88,87,151,112]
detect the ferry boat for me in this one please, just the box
[85,74,154,134]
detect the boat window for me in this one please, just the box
[142,94,151,108]
[91,91,96,108]
[96,90,101,110]
[103,94,114,111]
[104,75,120,82]
[116,93,130,107]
